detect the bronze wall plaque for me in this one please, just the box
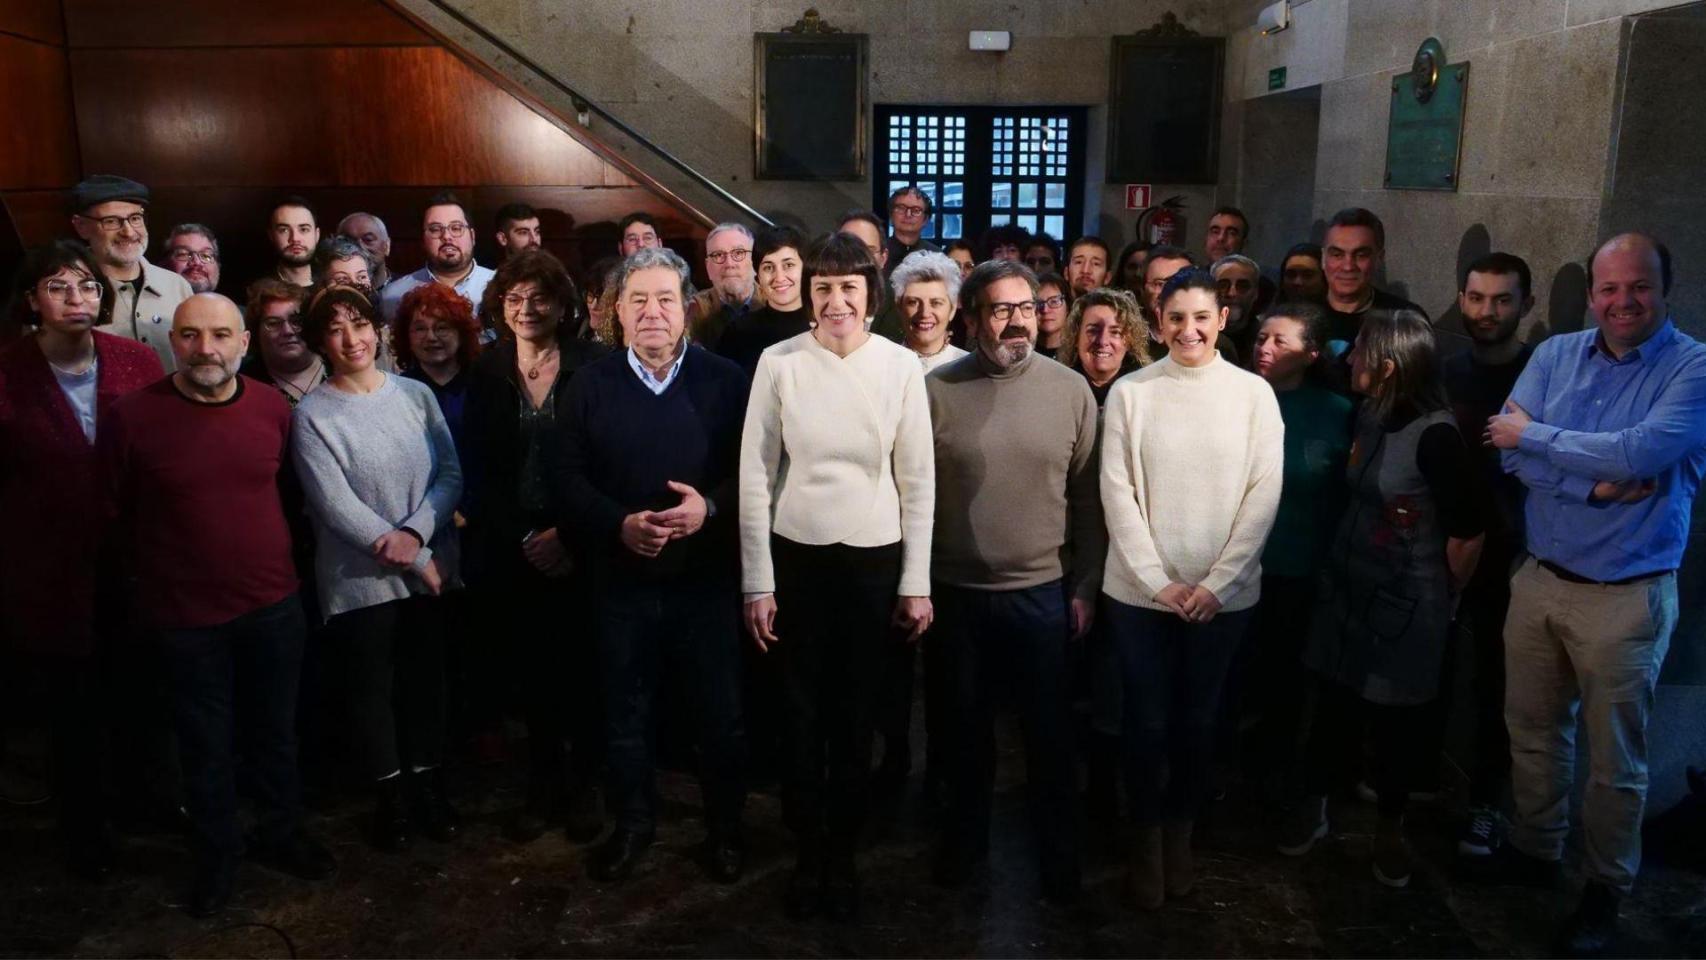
[1385,38,1468,191]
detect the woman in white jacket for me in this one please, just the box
[1100,267,1283,909]
[739,232,934,923]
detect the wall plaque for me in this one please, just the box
[1385,37,1469,191]
[754,12,867,180]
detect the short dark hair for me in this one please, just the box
[946,239,977,258]
[888,186,932,218]
[479,249,580,337]
[1143,245,1197,276]
[1209,206,1249,233]
[958,258,1038,317]
[979,224,1031,260]
[836,209,885,236]
[7,240,116,334]
[1035,270,1069,297]
[1282,242,1322,266]
[804,231,884,320]
[269,195,317,226]
[1587,233,1673,296]
[1326,207,1385,251]
[494,202,538,231]
[1259,299,1329,353]
[1158,267,1220,314]
[1068,234,1112,263]
[754,225,805,265]
[1462,251,1533,301]
[300,283,378,361]
[1025,232,1061,262]
[618,211,657,234]
[424,190,468,222]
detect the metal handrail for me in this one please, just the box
[419,0,774,228]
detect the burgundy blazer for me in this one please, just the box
[0,331,163,658]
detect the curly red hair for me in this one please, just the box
[391,282,482,371]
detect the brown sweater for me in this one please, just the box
[924,348,1105,600]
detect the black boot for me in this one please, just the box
[823,847,861,922]
[562,783,604,844]
[589,829,653,883]
[187,854,238,918]
[1559,881,1621,958]
[412,767,461,843]
[370,775,410,852]
[507,780,561,844]
[784,838,825,921]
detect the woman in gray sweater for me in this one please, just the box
[291,284,463,852]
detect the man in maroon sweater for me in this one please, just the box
[101,293,332,917]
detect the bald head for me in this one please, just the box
[1589,233,1671,355]
[172,293,249,399]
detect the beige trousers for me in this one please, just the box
[1503,556,1676,893]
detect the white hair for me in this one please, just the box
[1210,253,1261,277]
[706,222,755,246]
[888,250,963,304]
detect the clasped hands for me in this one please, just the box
[1155,582,1221,624]
[620,481,707,558]
[371,528,447,595]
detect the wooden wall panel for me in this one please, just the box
[63,0,427,48]
[70,46,635,189]
[0,0,63,44]
[0,34,78,189]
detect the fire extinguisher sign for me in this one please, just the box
[1124,184,1152,210]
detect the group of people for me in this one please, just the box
[3,173,1702,960]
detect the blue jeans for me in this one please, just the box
[935,580,1078,884]
[158,593,307,862]
[1106,597,1253,825]
[598,577,745,836]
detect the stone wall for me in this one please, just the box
[398,0,1241,250]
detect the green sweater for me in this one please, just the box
[1262,384,1354,579]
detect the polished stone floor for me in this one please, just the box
[4,733,1705,958]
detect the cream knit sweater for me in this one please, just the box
[1099,354,1284,613]
[739,331,935,596]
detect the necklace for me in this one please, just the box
[519,344,558,380]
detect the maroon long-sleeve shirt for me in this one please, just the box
[102,375,298,630]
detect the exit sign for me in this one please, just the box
[1269,66,1287,91]
[1123,184,1152,210]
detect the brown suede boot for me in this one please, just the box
[1129,825,1165,910]
[1163,820,1196,898]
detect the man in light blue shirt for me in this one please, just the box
[378,191,495,339]
[1487,233,1706,956]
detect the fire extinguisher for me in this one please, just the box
[1137,196,1188,246]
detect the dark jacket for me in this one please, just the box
[460,335,609,583]
[0,332,164,657]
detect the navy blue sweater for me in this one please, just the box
[556,345,749,582]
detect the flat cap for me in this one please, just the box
[71,174,150,212]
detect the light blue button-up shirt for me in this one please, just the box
[377,263,496,332]
[1501,319,1706,580]
[626,344,686,395]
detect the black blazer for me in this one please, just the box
[460,335,609,583]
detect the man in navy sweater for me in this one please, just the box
[556,247,751,884]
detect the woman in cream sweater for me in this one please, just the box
[1100,268,1283,909]
[739,232,934,922]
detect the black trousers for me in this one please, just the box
[1453,541,1517,806]
[482,572,603,802]
[599,576,745,836]
[935,581,1078,883]
[1232,574,1318,785]
[328,595,448,781]
[1303,677,1432,819]
[159,593,306,861]
[773,537,900,854]
[6,653,109,840]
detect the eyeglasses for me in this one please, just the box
[425,222,469,239]
[707,248,751,265]
[893,203,927,217]
[260,314,304,332]
[40,279,104,301]
[986,299,1038,321]
[80,212,146,233]
[167,247,218,265]
[1037,295,1067,310]
[502,293,554,311]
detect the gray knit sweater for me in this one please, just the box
[290,374,463,619]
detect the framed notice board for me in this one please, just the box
[1106,17,1224,184]
[754,30,868,180]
